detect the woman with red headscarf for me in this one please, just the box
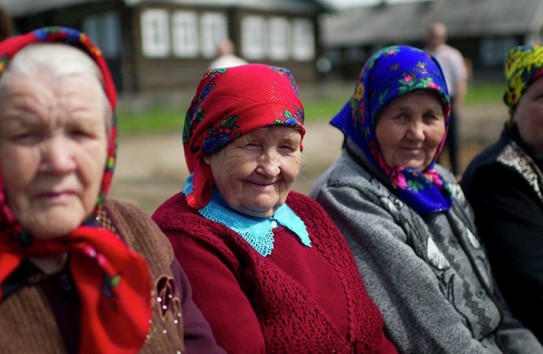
[152,64,397,353]
[0,27,222,353]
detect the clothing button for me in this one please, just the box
[270,220,278,228]
[449,238,458,246]
[476,289,486,298]
[58,273,73,292]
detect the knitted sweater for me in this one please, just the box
[0,199,222,354]
[462,125,543,342]
[153,190,397,354]
[310,140,542,354]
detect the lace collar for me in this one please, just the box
[184,175,311,257]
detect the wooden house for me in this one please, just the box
[321,0,543,82]
[3,0,329,95]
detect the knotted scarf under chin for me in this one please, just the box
[0,226,152,354]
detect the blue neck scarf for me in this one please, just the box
[332,45,453,214]
[184,175,310,257]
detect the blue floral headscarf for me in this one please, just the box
[331,45,453,214]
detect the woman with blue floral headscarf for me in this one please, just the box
[311,45,542,353]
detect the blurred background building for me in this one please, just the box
[322,0,543,83]
[2,0,328,95]
[3,0,543,95]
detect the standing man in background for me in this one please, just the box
[426,22,468,176]
[208,39,248,69]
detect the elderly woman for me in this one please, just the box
[462,45,543,342]
[152,64,397,353]
[310,45,542,353]
[0,27,222,353]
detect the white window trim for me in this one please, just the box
[292,18,315,61]
[268,17,290,60]
[141,9,170,58]
[200,12,228,58]
[241,16,266,60]
[172,10,199,58]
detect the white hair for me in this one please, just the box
[0,43,112,124]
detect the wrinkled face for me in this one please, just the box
[513,76,543,156]
[375,90,446,171]
[204,126,302,218]
[0,74,108,239]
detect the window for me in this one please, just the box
[292,18,314,61]
[141,9,170,58]
[268,17,290,60]
[241,16,266,60]
[83,12,121,58]
[172,11,198,57]
[480,36,516,67]
[200,12,227,58]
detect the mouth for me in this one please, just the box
[246,180,277,191]
[35,190,77,203]
[400,147,424,155]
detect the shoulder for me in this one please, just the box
[287,190,332,221]
[311,150,375,197]
[105,198,161,236]
[461,133,515,193]
[105,198,174,260]
[152,193,245,259]
[152,192,203,231]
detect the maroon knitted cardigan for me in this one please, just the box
[153,190,396,354]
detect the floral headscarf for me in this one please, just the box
[183,63,305,209]
[503,44,543,115]
[0,27,151,354]
[331,45,453,214]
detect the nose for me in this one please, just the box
[255,148,280,177]
[40,136,76,173]
[406,120,425,141]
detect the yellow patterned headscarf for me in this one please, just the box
[504,44,543,115]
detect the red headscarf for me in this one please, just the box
[183,64,306,208]
[0,27,152,354]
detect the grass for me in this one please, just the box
[464,83,504,105]
[117,81,504,136]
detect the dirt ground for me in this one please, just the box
[110,102,509,214]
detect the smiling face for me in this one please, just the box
[0,73,108,239]
[203,126,302,218]
[513,76,543,156]
[375,90,446,171]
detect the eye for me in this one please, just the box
[69,123,101,140]
[423,111,443,123]
[242,141,261,151]
[279,143,298,153]
[10,130,41,145]
[393,113,409,123]
[70,128,92,138]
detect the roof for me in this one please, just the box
[322,0,543,46]
[2,0,329,17]
[2,0,91,17]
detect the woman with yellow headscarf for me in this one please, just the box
[462,44,543,343]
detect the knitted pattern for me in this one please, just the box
[153,190,389,353]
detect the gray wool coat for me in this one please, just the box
[310,139,542,354]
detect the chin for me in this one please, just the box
[30,210,86,240]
